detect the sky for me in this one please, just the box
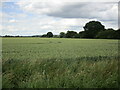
[0,0,119,36]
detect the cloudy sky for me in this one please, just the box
[0,0,119,36]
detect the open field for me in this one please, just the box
[2,38,118,88]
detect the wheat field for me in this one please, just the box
[2,38,118,88]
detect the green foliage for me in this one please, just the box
[96,28,120,39]
[74,33,80,38]
[58,21,119,39]
[47,32,53,37]
[41,34,47,37]
[2,38,118,88]
[66,31,78,38]
[53,35,60,38]
[59,32,66,38]
[114,29,120,39]
[83,21,105,31]
[83,21,105,38]
[79,31,86,38]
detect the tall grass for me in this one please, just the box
[2,38,118,88]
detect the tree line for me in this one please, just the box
[3,21,120,39]
[41,21,120,39]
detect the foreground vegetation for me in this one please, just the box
[2,38,118,88]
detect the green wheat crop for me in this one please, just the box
[2,38,119,88]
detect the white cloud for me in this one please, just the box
[2,0,119,2]
[9,19,17,23]
[0,25,2,34]
[98,4,118,21]
[16,2,118,21]
[2,1,118,35]
[2,14,100,35]
[3,26,18,32]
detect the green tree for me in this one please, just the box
[47,32,53,37]
[41,34,47,37]
[74,33,80,38]
[79,31,86,38]
[66,31,77,38]
[60,32,66,38]
[96,28,116,39]
[114,29,120,39]
[53,35,59,38]
[83,21,105,38]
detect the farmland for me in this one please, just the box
[2,38,118,88]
